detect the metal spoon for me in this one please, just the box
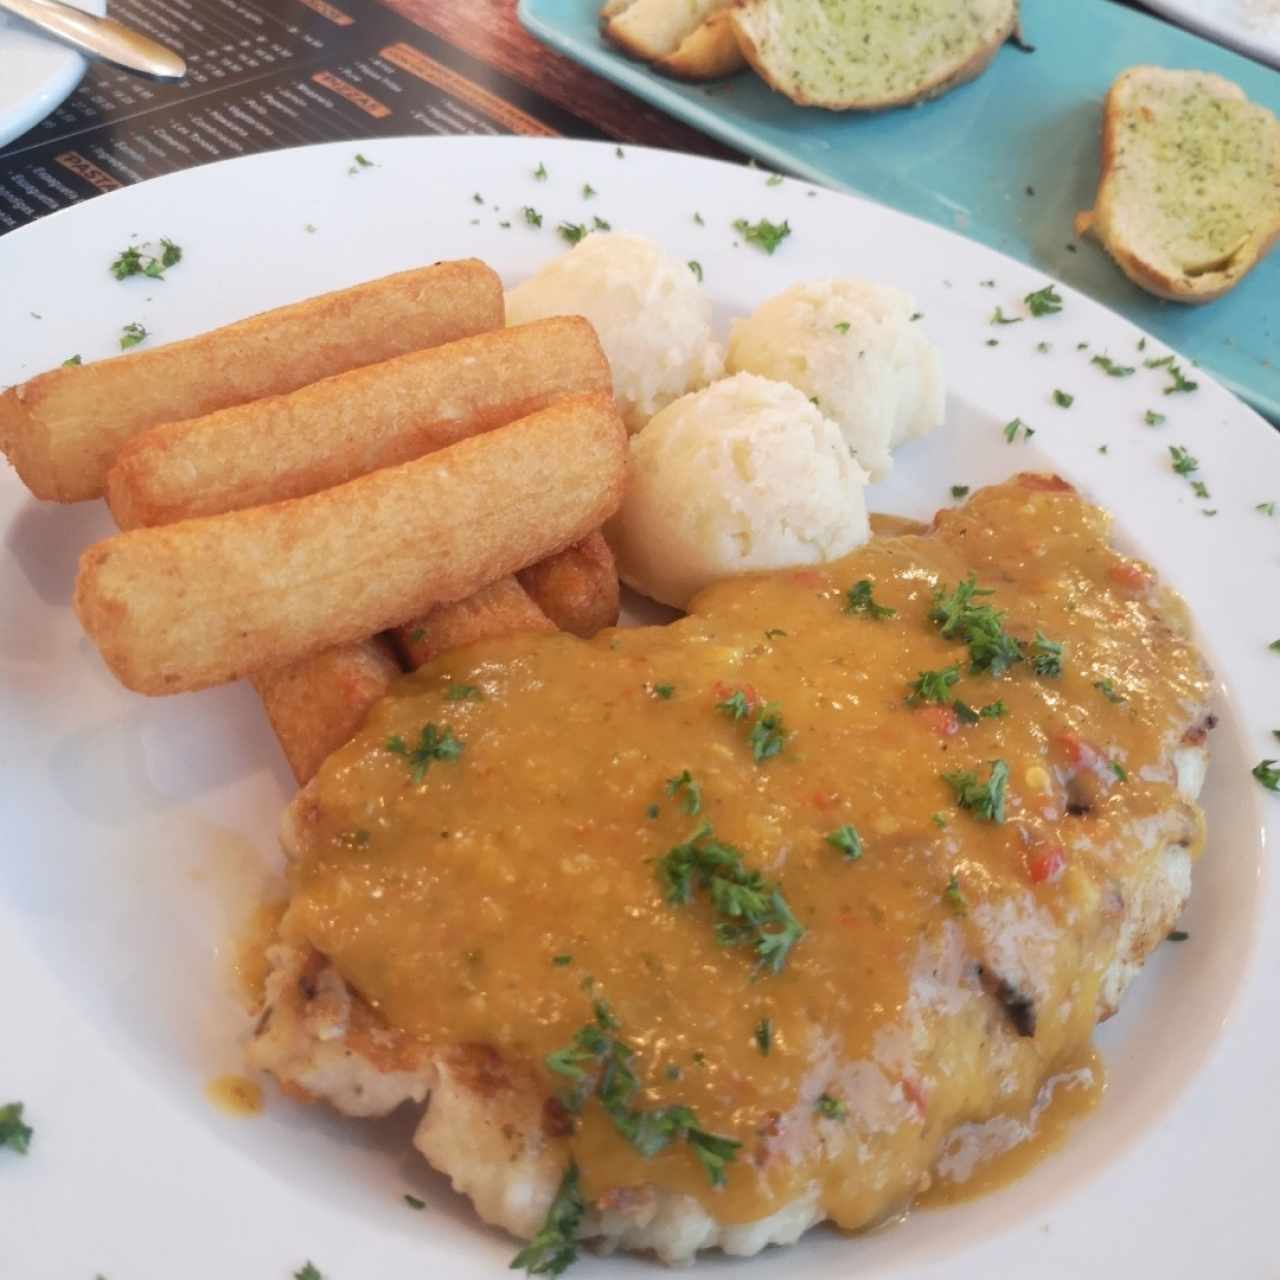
[0,0,186,80]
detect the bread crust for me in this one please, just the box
[1077,67,1280,304]
[602,0,743,82]
[729,0,1017,111]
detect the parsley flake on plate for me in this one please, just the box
[1052,389,1074,408]
[557,221,586,245]
[1163,363,1198,395]
[844,579,895,619]
[110,238,182,281]
[950,484,970,499]
[119,321,148,350]
[581,183,595,198]
[1091,354,1135,377]
[1169,445,1199,476]
[533,161,548,180]
[733,217,791,254]
[1024,284,1063,316]
[1002,417,1034,443]
[687,260,703,282]
[592,215,611,231]
[522,206,543,227]
[942,759,1009,823]
[0,1102,32,1154]
[512,1163,584,1276]
[665,770,702,816]
[834,321,851,333]
[62,354,81,367]
[385,723,462,784]
[990,306,1022,325]
[404,1194,426,1210]
[294,1264,324,1280]
[657,824,805,974]
[1144,410,1166,426]
[1254,760,1280,792]
[906,665,960,706]
[1257,502,1276,516]
[825,824,864,862]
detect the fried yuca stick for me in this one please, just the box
[74,393,627,695]
[392,575,554,670]
[105,317,611,529]
[1,260,503,503]
[252,638,404,786]
[518,530,619,637]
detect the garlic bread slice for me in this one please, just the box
[729,0,1018,111]
[1076,66,1280,304]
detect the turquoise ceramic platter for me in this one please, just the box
[519,0,1280,422]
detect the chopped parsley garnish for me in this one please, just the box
[533,161,548,180]
[693,211,704,225]
[511,1163,584,1275]
[404,1194,426,1209]
[748,706,787,763]
[119,322,147,350]
[986,339,999,347]
[616,146,624,158]
[815,1093,846,1120]
[929,576,1023,676]
[354,152,373,167]
[1035,341,1051,353]
[557,221,586,244]
[1169,445,1199,476]
[980,699,1007,718]
[1167,929,1189,942]
[942,759,1009,823]
[545,1002,741,1184]
[1270,639,1280,653]
[990,306,1022,325]
[906,665,960,705]
[62,354,81,367]
[652,682,675,699]
[732,217,791,254]
[293,1264,323,1280]
[766,173,783,186]
[1191,480,1211,500]
[952,700,979,725]
[445,684,482,701]
[717,689,750,720]
[1030,632,1064,677]
[1258,502,1277,516]
[1003,417,1034,443]
[688,260,703,281]
[844,579,896,619]
[552,955,573,966]
[522,206,543,227]
[592,215,611,231]
[1091,354,1134,377]
[932,812,949,828]
[943,874,969,914]
[385,723,462,783]
[645,804,659,820]
[1253,760,1280,792]
[825,824,864,862]
[950,485,970,499]
[1145,354,1173,369]
[581,183,595,198]
[764,628,787,639]
[1093,679,1125,703]
[910,311,923,321]
[1052,389,1073,408]
[0,1102,32,1154]
[754,1018,773,1055]
[665,770,702,815]
[657,825,805,974]
[110,238,182,281]
[1024,284,1063,316]
[472,192,484,204]
[834,321,851,333]
[1163,363,1198,395]
[1144,410,1166,426]
[1111,761,1128,782]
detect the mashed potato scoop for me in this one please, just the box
[613,372,870,609]
[726,279,944,481]
[505,231,722,432]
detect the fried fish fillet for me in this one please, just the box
[250,475,1213,1266]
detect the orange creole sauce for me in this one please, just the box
[278,478,1208,1229]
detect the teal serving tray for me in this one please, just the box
[520,0,1280,422]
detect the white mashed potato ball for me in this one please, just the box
[725,279,944,481]
[613,373,871,609]
[505,232,722,433]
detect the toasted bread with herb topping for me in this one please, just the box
[602,0,745,82]
[1076,67,1280,303]
[728,0,1018,111]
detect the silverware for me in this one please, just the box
[0,0,186,80]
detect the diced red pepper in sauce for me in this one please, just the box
[1027,844,1067,884]
[789,569,827,589]
[1108,562,1151,592]
[915,705,960,737]
[811,789,840,811]
[901,1076,929,1120]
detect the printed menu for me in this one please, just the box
[0,0,600,233]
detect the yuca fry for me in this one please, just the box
[392,575,554,670]
[74,393,627,695]
[106,317,611,529]
[518,529,619,637]
[1,260,503,503]
[252,637,404,786]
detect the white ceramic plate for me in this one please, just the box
[1141,0,1280,68]
[0,0,105,150]
[2,136,1277,1280]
